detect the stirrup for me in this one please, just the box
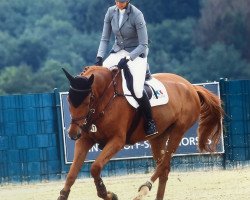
[145,130,158,138]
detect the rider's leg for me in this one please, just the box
[137,90,158,136]
[128,57,158,137]
[103,50,128,69]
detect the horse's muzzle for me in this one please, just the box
[67,123,83,141]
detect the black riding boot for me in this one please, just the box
[138,90,158,137]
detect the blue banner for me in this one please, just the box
[60,82,224,163]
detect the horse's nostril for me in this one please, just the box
[70,133,82,141]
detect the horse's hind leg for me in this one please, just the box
[134,133,169,200]
[150,127,186,199]
[57,138,94,200]
[150,136,170,200]
[134,125,186,200]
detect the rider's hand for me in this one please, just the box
[117,56,130,69]
[95,57,103,66]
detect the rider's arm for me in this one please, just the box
[97,8,112,59]
[129,12,148,61]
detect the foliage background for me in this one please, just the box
[0,0,249,94]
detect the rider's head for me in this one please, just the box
[115,0,130,10]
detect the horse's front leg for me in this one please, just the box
[90,137,124,200]
[57,137,94,200]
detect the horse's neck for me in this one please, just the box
[91,68,113,97]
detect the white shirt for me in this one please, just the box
[119,9,126,28]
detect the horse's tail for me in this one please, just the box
[194,85,224,152]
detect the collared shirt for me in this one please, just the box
[119,9,126,27]
[119,9,126,28]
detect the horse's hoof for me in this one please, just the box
[107,191,118,200]
[111,192,118,200]
[57,189,70,200]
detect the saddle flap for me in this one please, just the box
[121,71,169,108]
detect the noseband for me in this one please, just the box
[69,70,122,140]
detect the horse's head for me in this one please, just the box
[62,68,94,140]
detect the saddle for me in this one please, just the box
[122,66,169,108]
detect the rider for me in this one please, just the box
[95,0,157,137]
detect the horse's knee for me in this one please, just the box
[91,162,103,178]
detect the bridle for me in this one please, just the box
[69,70,123,140]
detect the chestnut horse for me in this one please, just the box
[57,66,223,200]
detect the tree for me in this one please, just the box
[0,32,19,69]
[0,0,249,94]
[0,65,33,94]
[31,59,70,93]
[17,38,48,71]
[65,0,112,33]
[196,0,250,61]
[148,18,196,73]
[182,43,250,82]
[0,1,27,36]
[134,0,200,23]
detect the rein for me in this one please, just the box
[70,70,123,139]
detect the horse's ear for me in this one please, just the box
[88,74,94,86]
[62,68,74,83]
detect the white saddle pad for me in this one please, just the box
[121,71,169,108]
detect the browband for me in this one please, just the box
[70,86,91,93]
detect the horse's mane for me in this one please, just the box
[80,66,111,76]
